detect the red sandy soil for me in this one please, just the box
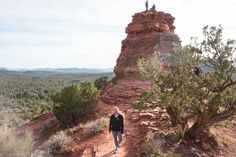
[214,123,236,157]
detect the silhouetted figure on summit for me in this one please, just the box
[151,4,156,10]
[145,0,149,11]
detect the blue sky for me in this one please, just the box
[0,0,235,69]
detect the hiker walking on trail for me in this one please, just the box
[109,106,124,153]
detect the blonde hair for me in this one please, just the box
[113,106,124,117]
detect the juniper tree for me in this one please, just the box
[137,25,236,138]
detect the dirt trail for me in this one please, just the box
[79,78,150,157]
[73,78,162,157]
[80,102,142,157]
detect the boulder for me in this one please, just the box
[140,121,150,127]
[139,112,156,119]
[147,126,159,132]
[130,114,140,121]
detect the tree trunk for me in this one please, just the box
[185,107,235,139]
[185,116,207,139]
[185,122,204,138]
[166,107,180,126]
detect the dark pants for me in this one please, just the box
[112,131,122,148]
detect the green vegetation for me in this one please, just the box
[94,75,117,90]
[0,79,67,126]
[0,72,113,126]
[52,82,100,128]
[94,76,110,89]
[136,25,236,139]
[0,127,33,157]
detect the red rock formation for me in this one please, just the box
[101,9,180,105]
[114,9,180,79]
[101,77,151,105]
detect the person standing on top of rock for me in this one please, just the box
[145,0,149,11]
[151,4,156,10]
[109,106,124,154]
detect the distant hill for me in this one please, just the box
[0,68,7,70]
[32,68,113,74]
[0,68,114,78]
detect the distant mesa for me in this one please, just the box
[114,8,181,79]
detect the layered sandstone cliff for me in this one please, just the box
[101,8,180,105]
[114,9,181,79]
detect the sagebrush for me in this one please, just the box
[32,131,72,156]
[0,126,33,157]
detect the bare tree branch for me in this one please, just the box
[213,80,236,92]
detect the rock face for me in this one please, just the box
[101,8,180,105]
[101,78,151,105]
[114,9,181,79]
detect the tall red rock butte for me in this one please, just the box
[114,8,181,79]
[101,7,181,105]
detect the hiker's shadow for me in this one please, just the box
[101,150,115,157]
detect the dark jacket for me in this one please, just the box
[109,114,124,133]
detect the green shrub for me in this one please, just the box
[52,82,99,128]
[0,127,33,157]
[109,76,117,84]
[94,76,109,90]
